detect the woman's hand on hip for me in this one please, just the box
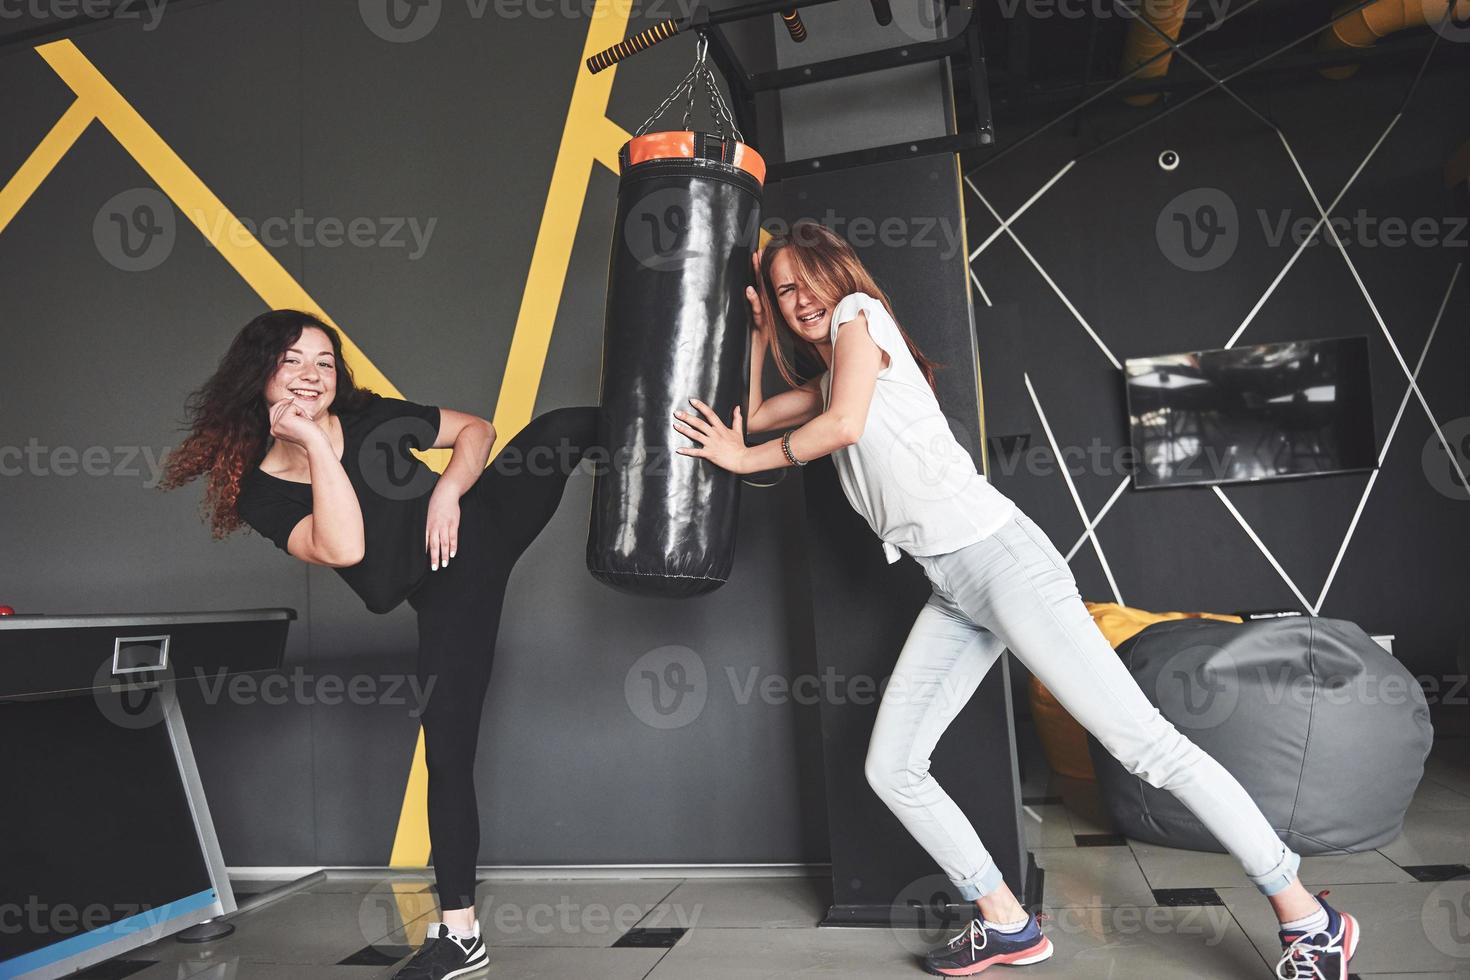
[425,485,461,571]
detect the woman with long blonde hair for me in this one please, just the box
[672,219,1359,978]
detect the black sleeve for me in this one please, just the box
[236,475,312,554]
[357,393,443,451]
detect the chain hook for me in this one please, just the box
[635,30,744,144]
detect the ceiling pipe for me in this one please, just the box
[1118,0,1193,106]
[1317,0,1470,78]
[1448,139,1470,196]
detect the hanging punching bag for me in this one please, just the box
[586,48,765,598]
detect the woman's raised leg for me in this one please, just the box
[403,407,601,928]
[473,405,601,563]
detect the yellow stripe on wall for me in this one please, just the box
[388,1,638,873]
[490,7,634,447]
[34,41,412,402]
[0,99,94,235]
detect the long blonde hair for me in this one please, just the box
[759,219,942,395]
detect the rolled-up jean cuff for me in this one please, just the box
[1249,846,1301,897]
[953,861,1006,902]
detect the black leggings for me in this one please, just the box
[406,405,600,911]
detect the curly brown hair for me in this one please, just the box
[158,310,375,538]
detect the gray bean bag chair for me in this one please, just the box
[1087,615,1433,854]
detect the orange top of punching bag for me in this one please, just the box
[623,131,766,186]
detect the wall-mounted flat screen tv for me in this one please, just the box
[1124,336,1376,490]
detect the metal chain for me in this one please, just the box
[701,40,744,143]
[676,32,705,132]
[633,32,743,144]
[678,34,712,134]
[634,58,701,137]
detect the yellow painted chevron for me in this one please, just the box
[0,98,93,235]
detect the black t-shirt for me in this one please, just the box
[236,393,443,615]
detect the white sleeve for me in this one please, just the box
[831,292,903,371]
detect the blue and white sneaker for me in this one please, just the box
[921,911,1053,976]
[1274,891,1360,980]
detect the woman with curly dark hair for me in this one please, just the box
[162,310,600,980]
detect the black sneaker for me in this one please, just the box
[921,912,1053,976]
[1274,891,1360,980]
[393,921,489,980]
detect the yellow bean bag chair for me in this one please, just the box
[1028,602,1243,780]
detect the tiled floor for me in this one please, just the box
[72,729,1470,978]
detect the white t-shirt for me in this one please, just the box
[818,291,1017,564]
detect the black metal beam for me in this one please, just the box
[626,0,992,179]
[767,130,993,181]
[702,24,760,139]
[991,33,1467,110]
[748,31,970,91]
[685,0,846,30]
[1005,0,1031,95]
[962,18,993,144]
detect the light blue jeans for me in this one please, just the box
[863,507,1301,900]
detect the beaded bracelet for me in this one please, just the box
[782,429,807,466]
